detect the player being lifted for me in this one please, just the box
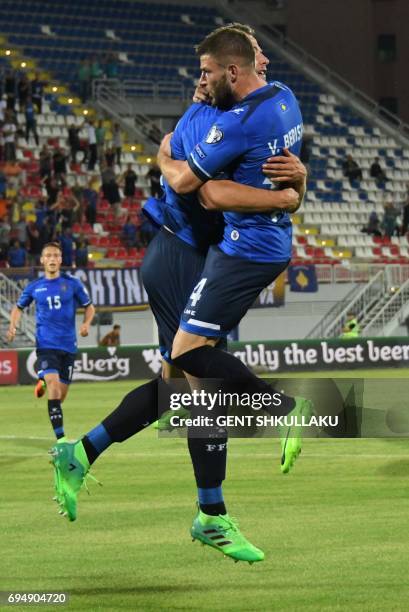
[7,242,95,440]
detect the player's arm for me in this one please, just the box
[6,305,23,343]
[262,148,307,212]
[79,303,95,337]
[199,181,299,213]
[158,133,203,194]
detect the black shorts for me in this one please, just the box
[180,246,289,338]
[141,228,206,360]
[36,349,76,385]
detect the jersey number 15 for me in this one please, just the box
[46,295,62,310]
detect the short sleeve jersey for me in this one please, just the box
[17,272,91,353]
[188,82,303,262]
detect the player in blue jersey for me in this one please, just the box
[7,242,95,440]
[47,27,307,563]
[155,28,313,559]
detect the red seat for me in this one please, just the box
[372,247,382,256]
[23,149,33,158]
[296,236,307,245]
[106,248,118,258]
[127,247,138,257]
[116,247,127,258]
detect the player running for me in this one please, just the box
[7,242,94,440]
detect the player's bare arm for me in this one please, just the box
[6,305,22,343]
[199,181,299,213]
[79,303,95,337]
[158,133,204,194]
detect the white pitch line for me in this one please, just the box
[0,435,53,441]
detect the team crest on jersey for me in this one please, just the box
[231,230,240,241]
[205,125,223,144]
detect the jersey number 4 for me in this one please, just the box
[46,295,62,310]
[190,279,207,307]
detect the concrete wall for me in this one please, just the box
[286,0,409,122]
[76,282,357,346]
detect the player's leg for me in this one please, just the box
[171,247,313,473]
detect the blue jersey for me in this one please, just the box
[17,273,91,353]
[162,103,224,253]
[142,195,166,229]
[188,82,303,262]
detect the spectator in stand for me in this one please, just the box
[99,324,121,347]
[342,154,362,185]
[54,191,80,230]
[362,211,382,238]
[121,163,137,198]
[112,123,122,166]
[44,176,60,207]
[382,201,399,238]
[31,72,45,114]
[146,162,163,198]
[401,194,409,236]
[17,74,30,112]
[105,146,115,168]
[52,148,67,186]
[83,178,98,226]
[0,168,7,198]
[90,56,103,94]
[25,97,39,146]
[3,110,17,162]
[26,219,44,264]
[40,215,56,244]
[370,157,387,187]
[8,239,27,267]
[14,213,28,244]
[4,70,16,111]
[0,219,11,251]
[104,53,119,79]
[86,119,97,171]
[0,94,7,123]
[39,145,52,180]
[34,198,48,228]
[59,227,75,267]
[139,213,157,247]
[75,237,88,268]
[78,58,91,103]
[68,123,81,164]
[122,214,138,247]
[95,119,106,164]
[101,162,121,212]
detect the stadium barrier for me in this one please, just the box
[2,336,409,385]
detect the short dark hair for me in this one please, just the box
[42,241,62,253]
[212,22,255,37]
[113,324,121,330]
[196,28,255,67]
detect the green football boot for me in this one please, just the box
[153,406,191,431]
[49,440,91,521]
[279,396,314,474]
[51,437,67,508]
[191,508,264,564]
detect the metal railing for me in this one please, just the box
[362,279,409,336]
[306,284,361,338]
[0,272,35,344]
[319,269,387,338]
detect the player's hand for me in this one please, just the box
[279,188,300,213]
[262,149,307,184]
[79,323,90,337]
[6,327,16,343]
[158,132,173,158]
[192,85,211,104]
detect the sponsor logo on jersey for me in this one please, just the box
[231,230,240,241]
[35,287,47,292]
[205,125,223,144]
[195,144,206,159]
[231,108,245,115]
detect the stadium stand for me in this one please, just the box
[0,0,409,269]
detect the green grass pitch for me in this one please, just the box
[1,373,409,611]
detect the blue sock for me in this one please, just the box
[198,486,226,516]
[82,424,112,465]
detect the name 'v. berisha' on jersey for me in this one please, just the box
[17,272,91,353]
[188,81,303,263]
